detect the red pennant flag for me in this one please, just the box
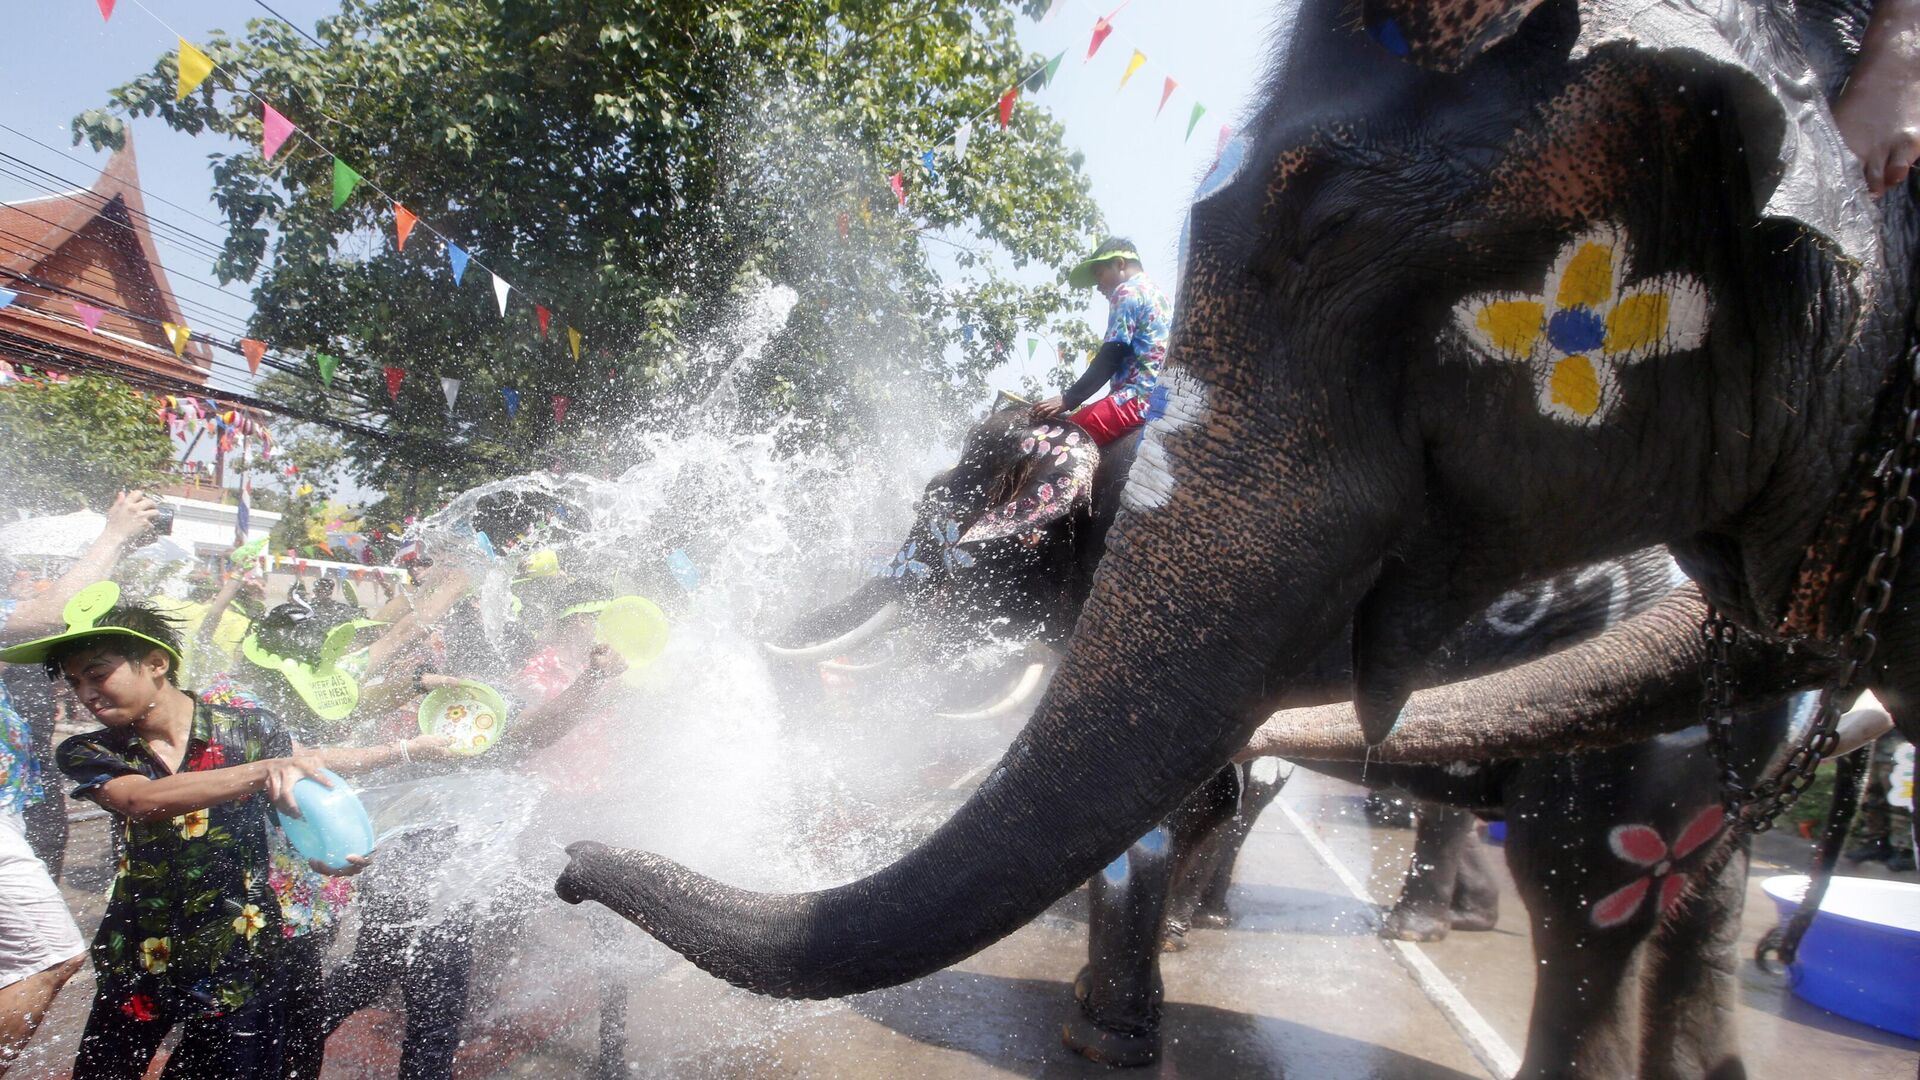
[889,171,906,208]
[384,365,405,400]
[535,304,551,338]
[393,204,417,251]
[836,212,850,240]
[552,395,570,425]
[998,87,1018,129]
[97,0,114,20]
[240,338,267,374]
[1088,16,1113,60]
[1158,77,1178,118]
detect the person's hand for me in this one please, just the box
[406,733,456,761]
[311,853,372,878]
[261,754,333,817]
[415,671,463,692]
[1835,46,1920,196]
[583,643,627,681]
[101,491,160,545]
[1031,396,1066,420]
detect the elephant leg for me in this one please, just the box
[1638,843,1748,1080]
[1382,803,1480,942]
[1449,821,1501,932]
[1162,766,1247,950]
[1062,825,1174,1068]
[1191,759,1290,930]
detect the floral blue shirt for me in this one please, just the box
[1102,275,1172,407]
[0,599,44,814]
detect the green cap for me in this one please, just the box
[1068,236,1143,289]
[0,582,183,668]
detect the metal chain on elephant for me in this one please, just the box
[1702,341,1920,967]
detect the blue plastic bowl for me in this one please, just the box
[1484,820,1506,844]
[274,768,374,872]
[1762,874,1920,1038]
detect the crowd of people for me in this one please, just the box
[0,490,633,1079]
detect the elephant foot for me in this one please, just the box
[1380,904,1452,942]
[1192,902,1233,930]
[1448,904,1498,933]
[556,841,611,905]
[1062,1007,1161,1068]
[1160,920,1191,953]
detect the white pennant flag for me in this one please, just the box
[954,120,973,163]
[440,376,461,411]
[1043,0,1067,20]
[492,273,510,317]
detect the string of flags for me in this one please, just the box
[99,0,589,425]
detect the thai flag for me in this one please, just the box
[395,537,424,564]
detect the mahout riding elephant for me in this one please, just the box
[556,0,1920,1069]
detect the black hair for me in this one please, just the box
[250,599,334,667]
[42,602,185,686]
[1091,235,1142,267]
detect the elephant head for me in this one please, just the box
[558,0,1914,998]
[763,407,1100,665]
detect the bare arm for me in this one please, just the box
[292,733,451,776]
[191,572,251,657]
[88,753,327,823]
[1835,0,1920,194]
[362,567,471,680]
[495,645,625,760]
[6,492,157,636]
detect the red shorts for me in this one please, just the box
[1071,395,1148,446]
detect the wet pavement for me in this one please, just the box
[10,770,1916,1079]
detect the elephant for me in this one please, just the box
[556,0,1920,1071]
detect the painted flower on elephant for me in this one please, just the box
[1589,804,1725,928]
[958,442,1098,545]
[933,520,977,574]
[1454,224,1708,426]
[883,541,931,581]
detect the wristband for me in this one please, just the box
[395,739,411,765]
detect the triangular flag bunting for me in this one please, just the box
[98,0,115,21]
[567,326,582,362]
[330,158,361,210]
[998,87,1018,129]
[161,321,190,357]
[315,352,338,386]
[921,150,938,185]
[1042,50,1065,87]
[954,120,973,163]
[447,243,469,285]
[535,304,550,337]
[1087,17,1113,60]
[1216,124,1235,157]
[393,204,417,251]
[176,40,214,101]
[0,288,15,310]
[491,273,510,317]
[74,302,105,331]
[1186,102,1207,142]
[384,366,405,400]
[261,103,294,160]
[889,170,906,208]
[240,338,267,374]
[1027,337,1039,359]
[1119,50,1147,91]
[1043,0,1065,21]
[440,376,461,411]
[552,395,569,425]
[501,388,520,419]
[1158,77,1179,118]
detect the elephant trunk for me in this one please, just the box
[1240,585,1832,763]
[556,363,1406,998]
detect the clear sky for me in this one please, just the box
[0,0,1286,420]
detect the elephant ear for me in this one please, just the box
[957,425,1098,546]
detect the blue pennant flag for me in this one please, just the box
[500,387,520,418]
[447,243,470,285]
[0,288,16,309]
[921,150,938,185]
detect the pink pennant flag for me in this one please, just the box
[1216,124,1235,157]
[889,171,906,208]
[552,395,570,425]
[1087,17,1113,60]
[73,302,106,332]
[261,102,294,160]
[998,87,1018,129]
[1157,77,1178,118]
[97,0,114,21]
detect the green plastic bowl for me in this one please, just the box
[418,680,510,757]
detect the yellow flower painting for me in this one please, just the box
[1454,224,1708,426]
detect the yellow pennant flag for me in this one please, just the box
[177,39,215,101]
[162,321,190,357]
[1118,50,1147,92]
[567,326,582,362]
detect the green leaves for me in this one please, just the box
[0,374,173,514]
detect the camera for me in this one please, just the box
[138,502,176,546]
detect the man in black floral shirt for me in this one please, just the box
[0,594,338,1079]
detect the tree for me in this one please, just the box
[0,374,172,514]
[77,0,1104,511]
[250,427,346,550]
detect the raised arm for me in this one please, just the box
[6,492,157,636]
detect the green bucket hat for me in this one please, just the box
[0,581,183,668]
[1067,237,1143,289]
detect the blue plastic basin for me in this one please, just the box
[274,768,374,872]
[1761,874,1920,1038]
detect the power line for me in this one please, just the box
[0,149,232,260]
[0,123,234,233]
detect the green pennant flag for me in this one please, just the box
[331,158,362,210]
[315,352,338,386]
[1186,102,1208,143]
[1042,49,1064,87]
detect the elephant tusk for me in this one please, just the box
[935,661,1049,723]
[1828,697,1895,761]
[818,639,898,676]
[762,603,900,662]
